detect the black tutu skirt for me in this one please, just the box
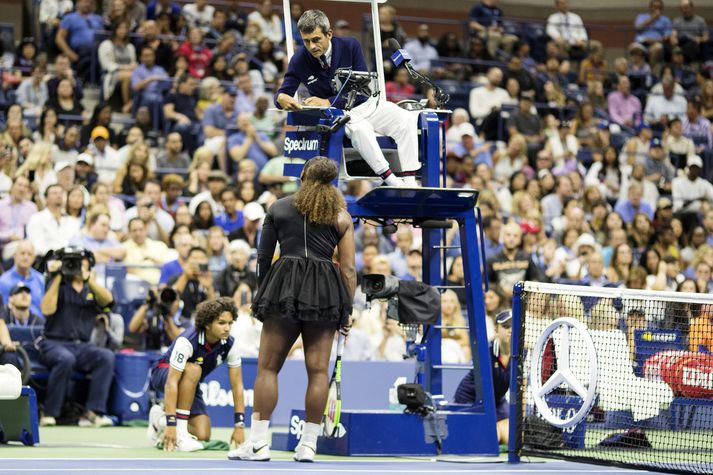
[252,256,352,327]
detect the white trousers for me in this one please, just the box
[344,97,421,175]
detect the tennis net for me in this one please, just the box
[509,282,713,474]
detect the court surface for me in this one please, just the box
[0,426,672,474]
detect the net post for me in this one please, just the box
[508,281,525,464]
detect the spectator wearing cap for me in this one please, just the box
[671,0,708,63]
[615,182,654,225]
[445,108,472,150]
[0,177,36,260]
[644,76,687,127]
[74,154,98,191]
[2,282,45,326]
[672,155,713,213]
[122,217,171,285]
[87,126,121,185]
[202,86,239,157]
[54,0,105,81]
[131,47,169,107]
[634,0,671,66]
[0,242,45,317]
[228,202,264,249]
[189,170,228,217]
[163,74,201,154]
[607,76,642,127]
[682,99,713,153]
[26,184,81,257]
[446,123,492,167]
[228,112,278,171]
[216,238,257,298]
[644,137,675,194]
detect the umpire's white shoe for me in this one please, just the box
[293,443,316,462]
[228,441,270,461]
[146,405,165,445]
[176,434,204,452]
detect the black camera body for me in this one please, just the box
[48,246,96,278]
[147,287,179,319]
[361,274,400,321]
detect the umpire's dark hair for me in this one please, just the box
[194,297,238,330]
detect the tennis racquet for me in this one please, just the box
[323,333,345,438]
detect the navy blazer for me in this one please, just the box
[275,36,369,110]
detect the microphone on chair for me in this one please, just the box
[387,39,450,108]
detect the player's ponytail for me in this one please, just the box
[294,156,345,226]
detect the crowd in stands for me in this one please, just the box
[0,0,713,423]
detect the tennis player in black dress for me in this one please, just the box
[229,156,356,462]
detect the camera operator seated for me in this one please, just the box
[168,246,215,322]
[38,247,115,427]
[216,239,257,298]
[128,287,187,349]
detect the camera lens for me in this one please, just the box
[372,280,384,291]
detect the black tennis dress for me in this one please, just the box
[252,195,352,327]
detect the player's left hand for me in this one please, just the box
[303,97,330,107]
[230,427,245,448]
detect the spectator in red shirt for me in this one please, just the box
[176,27,213,79]
[385,68,416,103]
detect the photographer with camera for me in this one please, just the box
[38,246,115,427]
[168,246,215,322]
[128,286,186,349]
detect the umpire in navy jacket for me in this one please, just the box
[38,250,116,427]
[275,9,421,187]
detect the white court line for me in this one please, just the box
[1,468,646,473]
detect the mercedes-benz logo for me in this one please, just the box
[530,317,598,428]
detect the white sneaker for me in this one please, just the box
[228,441,270,461]
[402,175,419,187]
[293,443,316,462]
[146,405,166,445]
[92,415,114,427]
[176,434,204,452]
[39,416,56,427]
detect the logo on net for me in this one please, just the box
[285,137,319,154]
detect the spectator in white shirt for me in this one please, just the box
[403,24,439,73]
[672,155,713,213]
[469,67,510,124]
[546,0,588,51]
[246,0,284,45]
[25,184,81,256]
[644,76,687,127]
[122,217,171,284]
[182,0,214,31]
[123,180,175,243]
